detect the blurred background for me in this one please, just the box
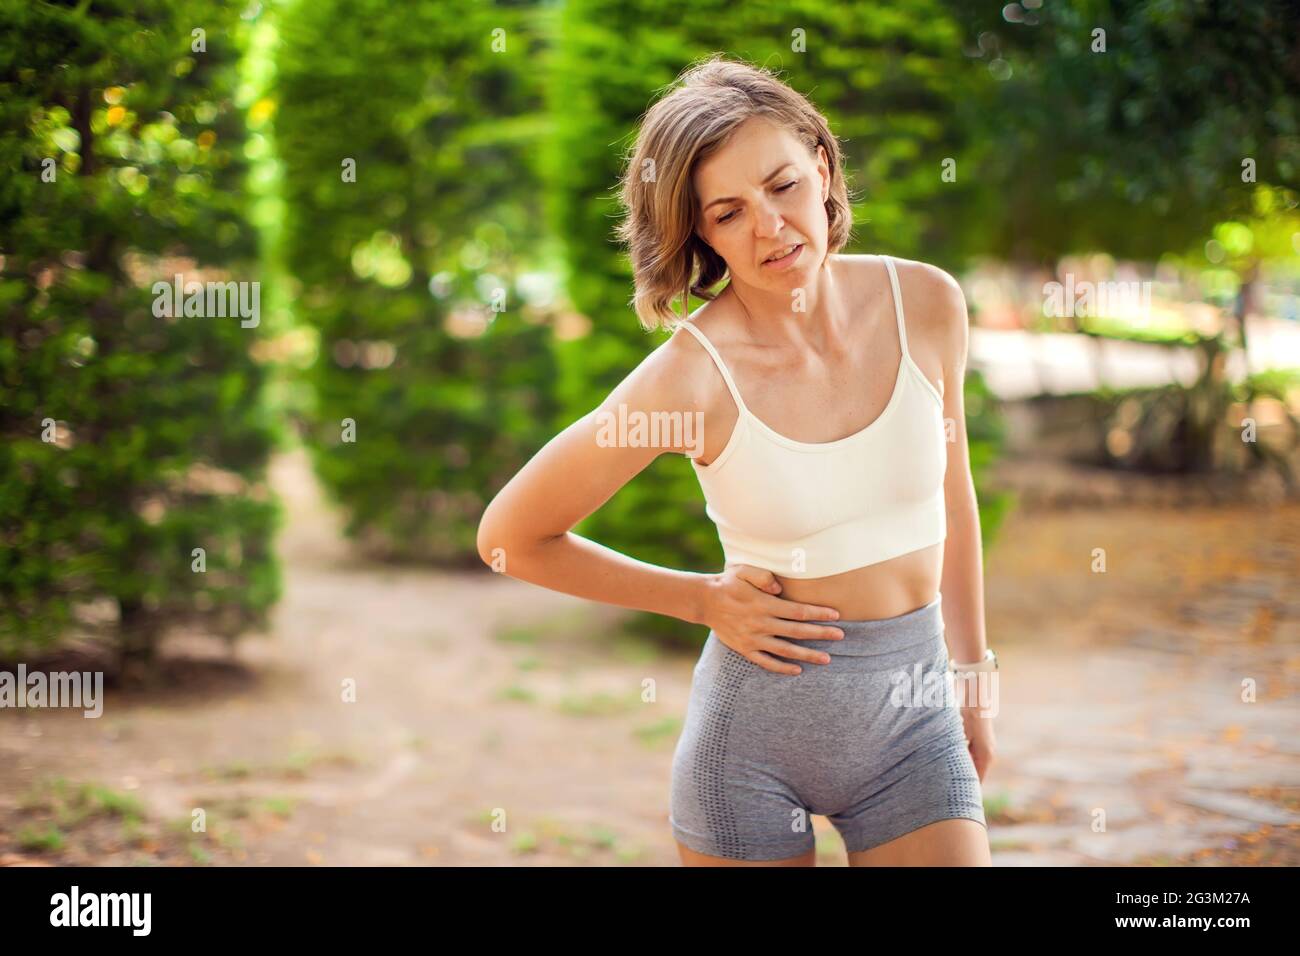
[1,0,1297,866]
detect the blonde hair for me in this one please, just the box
[614,54,856,333]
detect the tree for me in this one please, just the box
[0,0,282,664]
[274,0,561,562]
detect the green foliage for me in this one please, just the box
[274,0,560,561]
[1087,356,1300,481]
[0,0,282,659]
[951,0,1300,261]
[962,369,1014,551]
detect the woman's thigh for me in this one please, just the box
[846,819,991,866]
[676,841,817,867]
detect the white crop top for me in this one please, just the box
[678,255,948,579]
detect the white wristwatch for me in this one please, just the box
[949,648,997,673]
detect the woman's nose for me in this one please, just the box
[754,203,784,237]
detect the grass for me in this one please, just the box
[555,690,640,717]
[17,824,65,852]
[19,777,146,828]
[495,626,538,646]
[490,608,603,648]
[189,796,251,821]
[607,635,660,667]
[185,793,298,824]
[510,831,539,853]
[504,816,642,862]
[632,716,681,748]
[7,776,214,862]
[188,843,212,865]
[497,684,537,703]
[262,796,298,819]
[206,761,253,780]
[160,795,295,864]
[989,838,1032,852]
[201,749,362,781]
[983,788,1014,823]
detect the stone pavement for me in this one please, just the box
[979,506,1300,866]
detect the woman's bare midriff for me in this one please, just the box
[755,541,944,623]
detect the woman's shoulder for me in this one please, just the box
[837,252,961,301]
[670,290,741,343]
[655,292,748,383]
[847,255,968,396]
[842,253,967,340]
[608,308,731,429]
[873,254,963,309]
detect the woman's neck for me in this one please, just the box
[725,253,848,352]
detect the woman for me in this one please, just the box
[476,54,997,866]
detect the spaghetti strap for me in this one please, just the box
[882,255,910,359]
[677,320,750,414]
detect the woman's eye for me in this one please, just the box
[716,182,798,225]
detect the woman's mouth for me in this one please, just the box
[761,243,804,269]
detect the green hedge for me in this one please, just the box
[0,0,282,661]
[274,0,560,562]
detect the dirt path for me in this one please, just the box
[2,446,1297,866]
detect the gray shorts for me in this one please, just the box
[669,594,986,860]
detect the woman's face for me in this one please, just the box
[693,115,831,289]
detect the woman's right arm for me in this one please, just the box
[474,331,843,672]
[475,333,715,625]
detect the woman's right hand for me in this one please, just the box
[700,565,844,675]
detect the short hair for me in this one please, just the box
[613,53,856,332]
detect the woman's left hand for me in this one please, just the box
[959,704,996,783]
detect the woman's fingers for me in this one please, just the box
[754,635,833,667]
[766,616,845,641]
[760,594,842,627]
[744,649,805,676]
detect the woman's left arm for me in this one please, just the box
[916,263,997,781]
